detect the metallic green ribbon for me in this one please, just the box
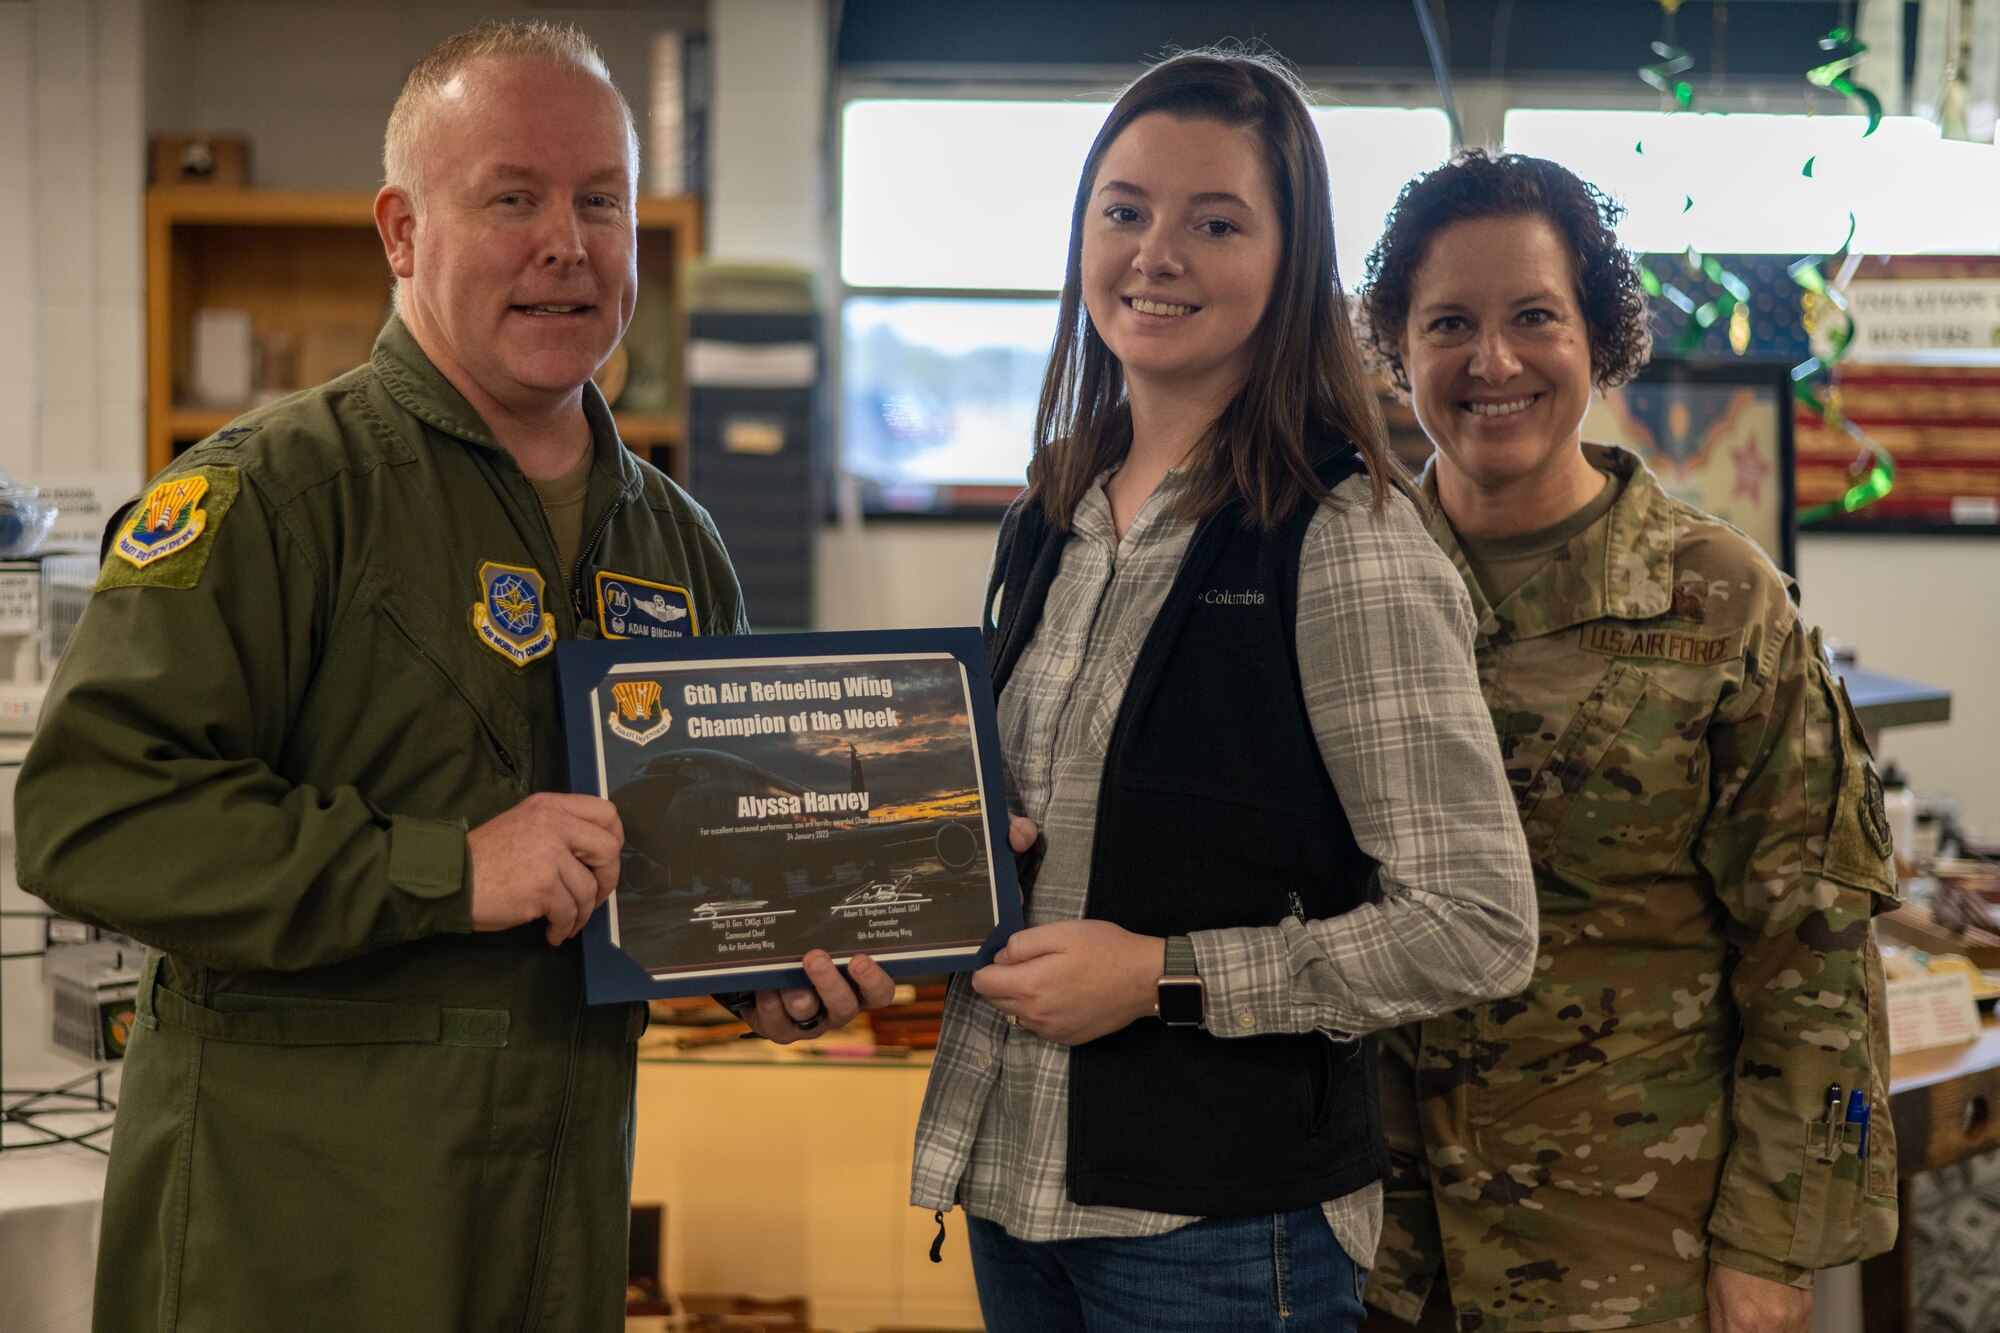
[1640,40,1696,109]
[1807,27,1885,137]
[1790,232,1895,522]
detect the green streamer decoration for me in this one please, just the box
[1787,31,1892,519]
[1806,28,1885,137]
[1789,220,1895,522]
[1640,41,1697,109]
[1626,4,1894,520]
[1630,9,1756,358]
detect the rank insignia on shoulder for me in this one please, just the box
[206,425,256,447]
[595,571,697,640]
[473,561,556,666]
[97,467,243,591]
[607,678,673,745]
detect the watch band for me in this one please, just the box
[1157,935,1205,1028]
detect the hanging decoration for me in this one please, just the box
[1640,40,1696,108]
[1631,3,1896,520]
[1806,28,1887,137]
[1631,3,1754,357]
[1790,30,1896,522]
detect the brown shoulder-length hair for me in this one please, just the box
[1025,49,1411,530]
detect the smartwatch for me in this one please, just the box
[1156,935,1205,1028]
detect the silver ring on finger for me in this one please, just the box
[794,1005,827,1032]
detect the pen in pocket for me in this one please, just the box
[1845,1088,1870,1158]
[1823,1083,1843,1156]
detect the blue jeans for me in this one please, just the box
[966,1208,1367,1333]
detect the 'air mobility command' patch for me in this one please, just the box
[95,467,243,592]
[472,561,556,666]
[607,678,672,745]
[595,571,697,639]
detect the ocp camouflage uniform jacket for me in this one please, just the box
[1365,444,1898,1331]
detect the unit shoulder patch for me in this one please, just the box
[595,571,698,640]
[1860,762,1894,860]
[1580,622,1742,666]
[471,561,557,667]
[95,467,244,592]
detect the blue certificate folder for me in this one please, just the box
[558,628,1022,1002]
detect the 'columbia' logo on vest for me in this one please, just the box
[1200,589,1265,606]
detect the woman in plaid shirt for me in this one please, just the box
[909,50,1538,1333]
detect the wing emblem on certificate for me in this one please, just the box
[557,629,1023,1001]
[473,561,556,666]
[607,678,673,745]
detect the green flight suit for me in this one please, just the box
[1366,445,1899,1331]
[15,319,748,1333]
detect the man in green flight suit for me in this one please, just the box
[15,22,891,1333]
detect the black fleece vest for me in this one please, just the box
[985,447,1392,1217]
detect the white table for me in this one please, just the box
[0,1141,108,1333]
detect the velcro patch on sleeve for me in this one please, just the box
[95,466,244,591]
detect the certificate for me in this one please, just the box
[557,628,1022,1002]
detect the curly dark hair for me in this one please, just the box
[1357,149,1652,395]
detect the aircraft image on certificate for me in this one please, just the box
[558,629,1020,1001]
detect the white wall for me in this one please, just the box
[170,2,696,191]
[0,5,38,479]
[708,0,827,267]
[1797,533,2000,834]
[0,0,148,492]
[813,520,997,631]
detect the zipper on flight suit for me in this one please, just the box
[526,478,623,627]
[519,997,588,1330]
[570,501,622,623]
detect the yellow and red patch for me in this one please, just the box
[96,467,243,591]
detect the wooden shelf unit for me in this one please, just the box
[144,187,701,476]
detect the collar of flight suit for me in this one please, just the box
[1421,441,1677,645]
[368,315,646,504]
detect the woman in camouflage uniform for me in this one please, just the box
[1355,150,1899,1333]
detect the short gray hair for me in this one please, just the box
[382,20,639,212]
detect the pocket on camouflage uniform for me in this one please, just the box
[1519,661,1648,862]
[1784,1117,1871,1267]
[1523,662,1709,887]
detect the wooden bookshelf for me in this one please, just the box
[144,188,701,477]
